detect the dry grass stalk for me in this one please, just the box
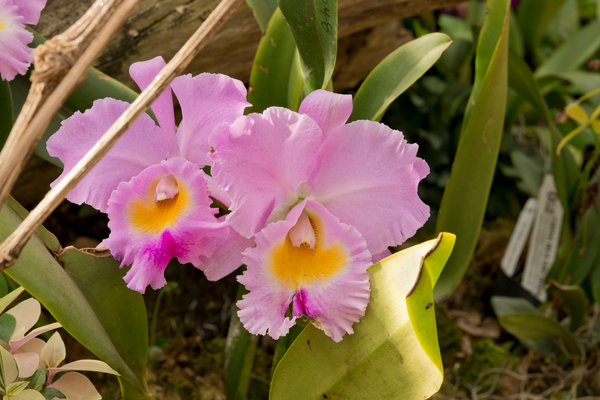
[0,0,245,270]
[0,0,137,211]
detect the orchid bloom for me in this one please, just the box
[209,90,430,342]
[47,56,251,293]
[0,0,46,81]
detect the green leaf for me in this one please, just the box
[0,287,24,315]
[0,314,16,343]
[247,8,302,114]
[14,389,47,400]
[434,0,510,299]
[459,0,511,142]
[63,66,140,116]
[508,9,524,57]
[491,296,581,357]
[6,381,28,397]
[278,0,337,94]
[0,204,152,399]
[548,280,588,331]
[246,0,278,32]
[0,80,13,150]
[535,20,600,78]
[517,0,567,51]
[5,197,60,252]
[270,233,455,400]
[0,346,19,389]
[224,283,258,400]
[271,323,305,379]
[39,387,65,400]
[25,369,46,390]
[349,33,452,122]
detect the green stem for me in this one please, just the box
[149,288,166,347]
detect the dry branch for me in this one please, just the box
[0,0,245,270]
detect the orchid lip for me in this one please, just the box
[154,174,179,203]
[288,210,316,249]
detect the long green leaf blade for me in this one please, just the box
[247,8,302,114]
[535,20,600,78]
[517,0,567,51]
[246,0,278,32]
[278,0,337,95]
[349,33,452,122]
[434,0,510,299]
[270,233,455,400]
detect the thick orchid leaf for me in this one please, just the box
[517,0,567,51]
[491,296,581,357]
[278,0,337,94]
[508,10,524,57]
[57,248,149,399]
[9,75,66,168]
[246,0,278,32]
[548,281,588,331]
[434,0,510,299]
[459,0,510,142]
[0,204,152,399]
[349,33,452,122]
[5,197,60,252]
[224,283,258,400]
[247,8,302,114]
[535,20,600,78]
[0,287,25,315]
[0,80,13,149]
[270,233,455,400]
[271,324,304,378]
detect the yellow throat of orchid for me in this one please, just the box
[128,174,191,234]
[270,211,346,289]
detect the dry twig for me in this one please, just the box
[0,0,245,270]
[0,0,139,211]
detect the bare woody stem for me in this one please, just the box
[0,0,136,211]
[0,0,245,270]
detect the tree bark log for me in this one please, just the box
[36,0,463,90]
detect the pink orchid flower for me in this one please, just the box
[47,56,252,293]
[209,90,430,342]
[0,0,46,81]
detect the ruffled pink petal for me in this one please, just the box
[14,0,46,24]
[129,56,178,156]
[238,200,371,342]
[101,157,228,293]
[171,73,250,167]
[47,98,169,213]
[0,1,34,81]
[199,217,255,281]
[210,108,324,238]
[204,174,231,208]
[298,89,353,137]
[308,120,430,255]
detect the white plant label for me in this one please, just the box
[500,197,538,277]
[521,174,564,302]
